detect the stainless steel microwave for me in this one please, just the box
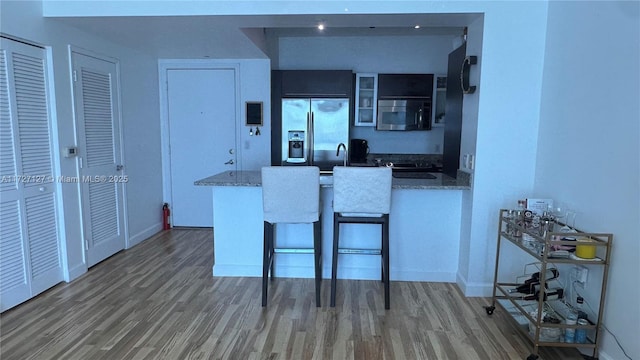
[376,99,431,131]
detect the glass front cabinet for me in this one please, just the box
[432,75,447,127]
[354,73,377,127]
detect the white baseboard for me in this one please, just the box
[213,264,262,277]
[128,222,163,248]
[456,272,493,297]
[335,267,456,282]
[66,263,87,282]
[212,263,456,283]
[593,350,614,360]
[391,270,456,282]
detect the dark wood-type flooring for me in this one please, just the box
[0,228,586,359]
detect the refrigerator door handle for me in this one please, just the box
[306,111,311,165]
[308,111,314,166]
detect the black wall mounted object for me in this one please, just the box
[460,55,477,94]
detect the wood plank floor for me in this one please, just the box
[0,228,586,360]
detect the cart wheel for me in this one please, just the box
[526,354,539,360]
[484,306,495,315]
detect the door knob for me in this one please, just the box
[228,149,234,154]
[224,159,234,165]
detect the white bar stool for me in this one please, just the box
[330,166,392,309]
[261,166,322,307]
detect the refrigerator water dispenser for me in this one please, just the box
[287,131,306,163]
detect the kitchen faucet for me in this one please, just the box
[336,143,348,167]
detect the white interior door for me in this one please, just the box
[71,51,126,267]
[167,68,237,227]
[0,38,63,312]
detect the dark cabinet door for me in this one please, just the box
[378,74,434,98]
[280,70,353,97]
[442,43,466,179]
[271,71,284,166]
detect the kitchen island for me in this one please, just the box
[195,170,470,282]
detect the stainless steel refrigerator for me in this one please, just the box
[281,98,349,170]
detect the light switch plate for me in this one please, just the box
[64,146,78,158]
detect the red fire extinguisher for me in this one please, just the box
[163,203,171,230]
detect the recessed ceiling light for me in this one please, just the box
[318,24,325,30]
[414,25,421,29]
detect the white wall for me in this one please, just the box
[120,54,164,247]
[456,15,483,293]
[238,59,272,169]
[456,2,549,296]
[535,2,639,359]
[0,1,164,279]
[277,35,455,154]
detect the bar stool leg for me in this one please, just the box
[383,214,390,309]
[269,223,275,280]
[380,223,385,283]
[330,213,340,307]
[313,220,322,307]
[262,221,271,307]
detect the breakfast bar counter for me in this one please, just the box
[195,170,471,189]
[196,170,471,282]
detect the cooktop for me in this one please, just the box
[392,172,437,179]
[384,161,443,173]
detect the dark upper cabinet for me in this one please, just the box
[378,74,434,98]
[279,70,353,97]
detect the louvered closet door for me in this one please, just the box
[0,38,63,312]
[72,51,125,267]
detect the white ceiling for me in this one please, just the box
[51,13,479,58]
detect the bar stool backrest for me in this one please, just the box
[333,166,392,216]
[261,166,320,224]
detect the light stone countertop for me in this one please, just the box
[195,170,471,190]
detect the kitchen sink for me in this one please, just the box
[313,160,344,173]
